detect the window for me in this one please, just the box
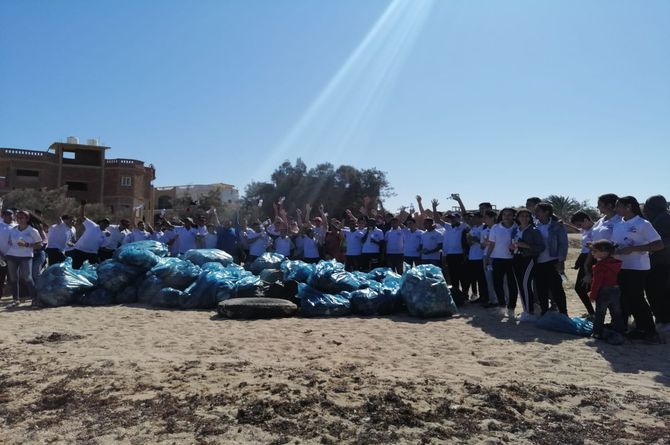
[121,176,132,187]
[16,169,39,177]
[62,151,76,160]
[66,181,88,191]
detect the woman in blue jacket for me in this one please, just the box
[533,203,569,315]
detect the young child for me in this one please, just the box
[589,239,625,341]
[570,211,595,317]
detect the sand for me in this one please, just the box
[1,245,669,444]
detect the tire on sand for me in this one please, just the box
[217,297,298,319]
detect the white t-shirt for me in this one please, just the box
[580,227,593,254]
[205,233,217,249]
[176,226,198,253]
[591,214,622,242]
[468,225,485,261]
[536,221,557,264]
[6,226,42,258]
[302,235,320,259]
[342,228,364,256]
[101,225,129,250]
[421,229,443,261]
[488,223,515,259]
[161,230,179,256]
[0,221,16,255]
[247,229,268,256]
[361,227,384,254]
[47,222,75,251]
[384,227,404,254]
[612,215,661,270]
[402,228,423,257]
[124,229,150,244]
[442,223,469,254]
[74,218,104,254]
[274,236,293,257]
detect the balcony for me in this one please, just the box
[0,148,56,161]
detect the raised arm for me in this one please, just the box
[431,199,445,225]
[416,195,426,215]
[451,193,467,215]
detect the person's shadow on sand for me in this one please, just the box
[589,339,670,387]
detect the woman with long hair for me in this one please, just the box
[28,212,48,287]
[485,208,518,316]
[4,210,43,307]
[612,196,664,342]
[511,209,545,321]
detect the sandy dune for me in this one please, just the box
[1,249,669,444]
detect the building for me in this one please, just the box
[0,137,155,218]
[154,183,239,210]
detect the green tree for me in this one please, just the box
[543,195,595,221]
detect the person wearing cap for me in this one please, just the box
[642,195,670,332]
[402,217,423,268]
[384,216,404,274]
[360,217,384,271]
[45,214,76,266]
[98,218,131,261]
[67,202,105,268]
[0,209,17,295]
[4,210,43,306]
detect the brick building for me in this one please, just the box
[0,137,155,217]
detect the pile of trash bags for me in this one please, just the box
[35,245,459,319]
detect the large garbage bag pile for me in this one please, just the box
[399,264,458,318]
[37,258,96,307]
[182,249,233,267]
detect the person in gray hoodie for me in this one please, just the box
[643,195,670,328]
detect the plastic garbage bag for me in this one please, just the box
[113,241,166,269]
[308,260,363,293]
[149,258,201,290]
[259,268,284,283]
[201,262,226,273]
[399,265,458,318]
[248,252,285,275]
[350,284,402,316]
[152,287,185,308]
[182,271,235,309]
[114,282,139,304]
[367,268,394,282]
[137,275,165,305]
[536,312,593,336]
[182,248,233,267]
[79,261,98,285]
[78,287,114,306]
[219,263,252,280]
[96,260,144,293]
[236,275,267,298]
[36,258,95,307]
[298,283,351,317]
[281,260,315,283]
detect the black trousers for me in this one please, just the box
[345,255,360,272]
[385,254,404,274]
[535,260,567,315]
[0,264,7,296]
[66,249,99,269]
[360,253,380,272]
[45,248,66,266]
[404,256,420,269]
[574,253,595,315]
[445,254,467,292]
[466,259,487,299]
[421,258,442,267]
[492,258,517,307]
[593,286,626,335]
[619,269,656,334]
[98,248,115,262]
[513,255,536,313]
[645,264,670,324]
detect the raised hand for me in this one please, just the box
[431,198,439,210]
[415,195,422,203]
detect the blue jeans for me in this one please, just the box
[32,249,46,284]
[594,286,626,335]
[6,255,34,300]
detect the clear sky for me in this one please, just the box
[2,0,669,211]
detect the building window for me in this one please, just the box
[121,176,132,187]
[66,181,88,191]
[16,169,39,177]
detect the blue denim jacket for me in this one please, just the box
[545,219,569,261]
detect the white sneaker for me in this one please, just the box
[518,312,538,323]
[505,308,515,319]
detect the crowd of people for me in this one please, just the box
[1,193,668,343]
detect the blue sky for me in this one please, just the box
[1,0,669,211]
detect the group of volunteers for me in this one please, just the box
[1,192,668,343]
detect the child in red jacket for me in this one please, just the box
[589,239,626,339]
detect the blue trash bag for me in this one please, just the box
[181,271,235,309]
[78,287,115,306]
[182,248,233,267]
[96,260,144,293]
[308,260,363,293]
[219,263,253,280]
[36,258,96,307]
[399,265,458,318]
[298,283,351,317]
[79,261,98,285]
[235,275,268,298]
[114,282,139,304]
[259,268,284,283]
[350,283,402,316]
[149,257,201,290]
[137,275,165,305]
[113,241,167,269]
[281,260,315,283]
[151,287,185,308]
[249,252,286,275]
[536,312,593,336]
[367,268,394,282]
[201,262,226,273]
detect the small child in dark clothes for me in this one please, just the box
[589,239,626,339]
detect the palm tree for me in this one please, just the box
[543,195,582,221]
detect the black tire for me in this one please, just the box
[217,297,298,319]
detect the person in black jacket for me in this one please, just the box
[510,208,545,321]
[643,195,670,330]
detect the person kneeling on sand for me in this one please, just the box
[589,240,625,343]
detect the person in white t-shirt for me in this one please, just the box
[611,196,664,342]
[0,209,17,296]
[384,217,404,274]
[570,211,596,316]
[4,210,43,305]
[485,208,518,312]
[402,217,423,269]
[175,218,198,254]
[123,221,151,244]
[273,225,295,258]
[360,218,384,271]
[98,219,131,261]
[465,212,488,302]
[160,222,180,256]
[67,202,104,268]
[342,211,365,271]
[46,214,76,265]
[420,218,443,267]
[244,221,269,263]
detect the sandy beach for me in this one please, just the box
[1,246,669,444]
